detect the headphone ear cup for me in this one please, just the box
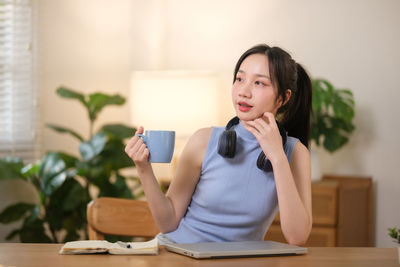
[218,130,237,158]
[257,121,287,172]
[256,152,273,172]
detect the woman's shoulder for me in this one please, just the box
[285,136,309,162]
[180,127,213,167]
[285,136,308,154]
[291,139,310,162]
[187,127,213,149]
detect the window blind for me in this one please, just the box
[0,0,39,163]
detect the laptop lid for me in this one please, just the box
[164,240,307,259]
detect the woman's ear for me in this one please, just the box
[277,89,292,108]
[283,89,292,106]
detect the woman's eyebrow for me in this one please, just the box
[256,73,270,79]
[238,70,271,80]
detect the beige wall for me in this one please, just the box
[2,0,398,246]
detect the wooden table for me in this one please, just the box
[0,243,398,267]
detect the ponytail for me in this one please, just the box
[280,63,312,148]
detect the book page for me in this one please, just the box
[59,238,159,255]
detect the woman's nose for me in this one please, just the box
[238,82,251,97]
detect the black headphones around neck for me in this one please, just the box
[217,117,287,172]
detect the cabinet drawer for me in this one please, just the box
[264,224,287,243]
[312,181,338,226]
[267,175,373,247]
[307,227,336,246]
[272,182,338,226]
[265,224,336,247]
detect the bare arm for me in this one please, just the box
[271,142,312,245]
[125,127,212,233]
[243,113,312,245]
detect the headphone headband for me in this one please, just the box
[225,116,240,130]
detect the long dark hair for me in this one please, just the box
[233,44,312,148]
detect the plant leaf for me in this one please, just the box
[101,124,136,140]
[388,227,399,240]
[94,176,116,197]
[62,210,85,233]
[21,161,41,179]
[46,178,86,233]
[63,231,81,243]
[56,87,87,107]
[323,127,348,153]
[25,205,40,224]
[79,132,107,161]
[89,93,125,108]
[91,132,108,155]
[87,93,125,122]
[58,152,79,169]
[114,173,134,199]
[61,179,87,211]
[20,218,53,243]
[99,139,135,170]
[105,235,133,243]
[38,152,75,196]
[311,78,355,152]
[79,143,93,162]
[5,229,20,241]
[46,124,84,142]
[0,157,25,180]
[0,202,36,224]
[332,90,355,121]
[75,161,90,177]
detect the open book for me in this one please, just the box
[59,238,158,255]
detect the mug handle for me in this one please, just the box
[137,134,146,143]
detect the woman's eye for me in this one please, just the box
[255,81,265,86]
[236,77,242,82]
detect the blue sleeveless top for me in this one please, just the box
[165,122,299,243]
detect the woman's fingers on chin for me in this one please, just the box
[264,112,276,124]
[243,122,255,130]
[246,120,256,126]
[244,124,259,135]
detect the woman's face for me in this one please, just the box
[232,53,282,122]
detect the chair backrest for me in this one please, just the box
[87,197,159,240]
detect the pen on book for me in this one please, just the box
[117,241,132,249]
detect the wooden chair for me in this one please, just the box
[87,197,159,240]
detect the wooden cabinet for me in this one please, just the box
[265,174,373,247]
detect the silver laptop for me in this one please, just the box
[164,240,307,259]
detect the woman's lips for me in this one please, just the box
[238,101,253,112]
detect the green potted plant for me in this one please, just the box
[0,87,141,242]
[0,153,85,242]
[47,87,139,200]
[310,79,355,180]
[311,79,355,152]
[388,227,400,263]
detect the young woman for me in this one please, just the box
[125,44,312,245]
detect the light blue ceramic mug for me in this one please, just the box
[137,130,175,163]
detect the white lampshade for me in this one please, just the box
[130,71,221,138]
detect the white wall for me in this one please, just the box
[161,0,400,247]
[2,0,399,246]
[38,0,135,155]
